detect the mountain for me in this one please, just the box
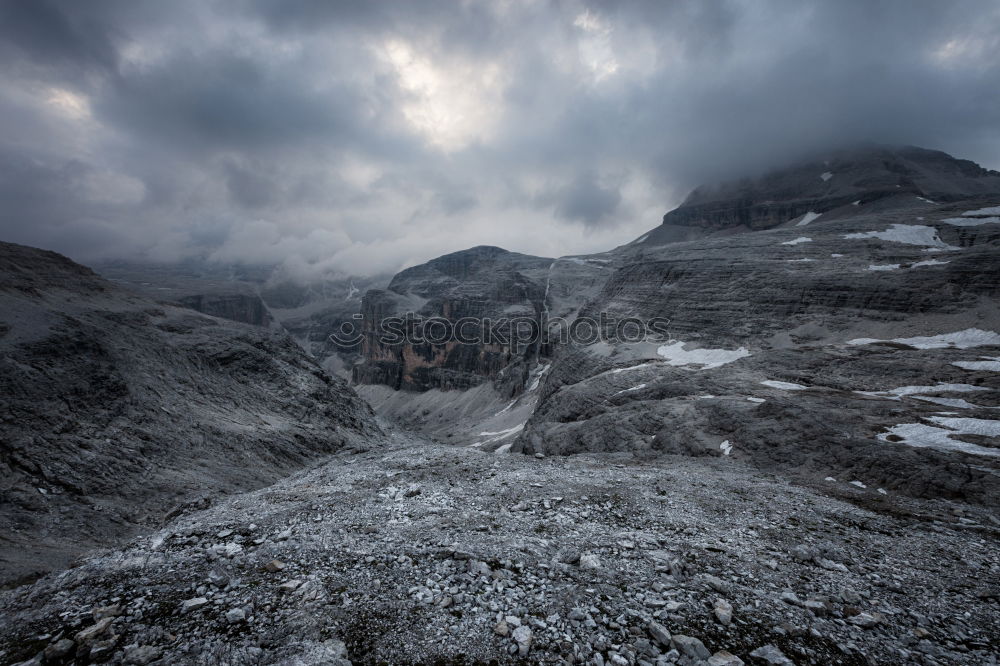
[0,243,382,585]
[353,246,555,393]
[353,145,1000,504]
[97,261,277,328]
[2,146,1000,665]
[96,261,393,380]
[633,144,1000,247]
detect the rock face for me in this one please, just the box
[351,146,1000,505]
[637,145,1000,247]
[97,261,277,328]
[259,273,391,378]
[0,242,382,584]
[176,292,274,327]
[353,246,554,393]
[96,261,392,379]
[514,193,1000,502]
[352,246,615,396]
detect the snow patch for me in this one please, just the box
[528,364,550,391]
[610,362,659,374]
[633,233,650,244]
[916,196,936,204]
[914,396,983,410]
[962,205,1000,216]
[830,253,844,258]
[953,356,1000,371]
[940,216,1000,227]
[927,416,1000,435]
[655,342,751,370]
[856,383,987,400]
[613,383,647,396]
[852,200,861,206]
[850,480,867,488]
[879,421,1000,457]
[747,397,766,404]
[912,259,949,268]
[843,224,956,249]
[820,172,833,182]
[494,400,517,417]
[786,258,817,263]
[847,328,1000,349]
[720,440,733,456]
[477,423,526,450]
[781,236,812,246]
[867,264,900,271]
[760,380,809,391]
[796,211,822,226]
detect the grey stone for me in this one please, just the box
[672,635,711,661]
[714,598,733,626]
[749,644,794,665]
[647,621,672,647]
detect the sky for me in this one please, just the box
[1,0,999,279]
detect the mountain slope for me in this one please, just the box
[633,144,1000,248]
[348,146,1000,505]
[516,195,1000,502]
[0,242,382,585]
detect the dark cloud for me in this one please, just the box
[0,0,998,276]
[0,0,121,75]
[547,172,622,227]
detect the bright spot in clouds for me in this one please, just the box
[383,39,506,151]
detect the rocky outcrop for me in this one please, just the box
[177,292,273,327]
[353,246,556,393]
[0,242,382,584]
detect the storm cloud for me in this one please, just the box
[1,0,998,276]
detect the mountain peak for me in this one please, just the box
[634,144,1000,247]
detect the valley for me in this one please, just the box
[2,145,999,665]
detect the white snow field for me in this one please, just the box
[843,224,956,249]
[796,211,822,226]
[760,380,809,390]
[848,328,1000,349]
[781,236,812,246]
[655,342,751,369]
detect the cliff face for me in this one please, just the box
[177,292,273,327]
[0,242,382,584]
[353,246,554,393]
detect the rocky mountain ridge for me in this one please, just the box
[351,146,1000,508]
[635,145,1000,247]
[0,242,383,585]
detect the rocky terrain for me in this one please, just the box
[514,194,1000,504]
[97,262,278,329]
[346,147,1000,510]
[0,243,381,585]
[1,145,999,665]
[1,432,997,665]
